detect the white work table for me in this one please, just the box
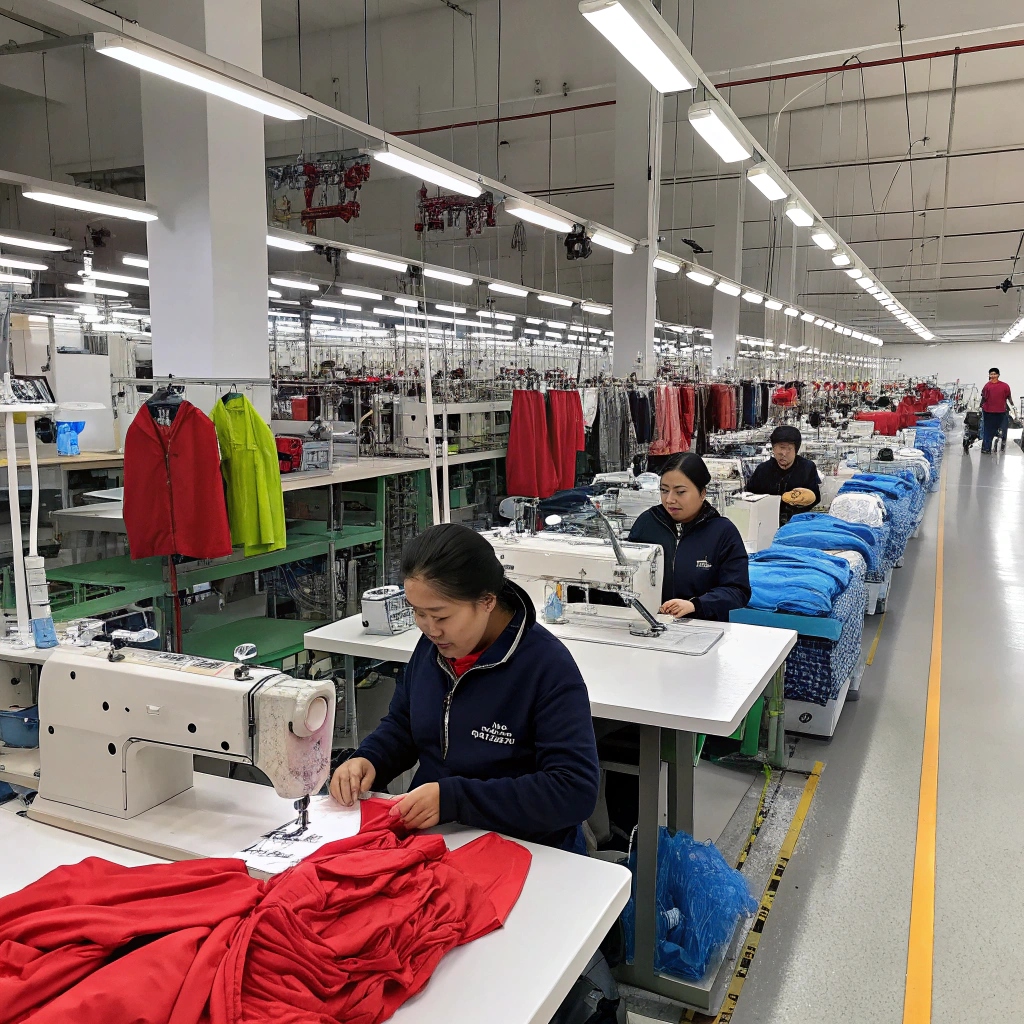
[305,613,797,1014]
[0,802,628,1024]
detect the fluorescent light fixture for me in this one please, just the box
[122,255,149,268]
[855,276,874,290]
[495,324,514,332]
[589,228,636,254]
[504,200,574,233]
[823,322,835,330]
[538,294,574,307]
[423,267,474,286]
[920,331,934,341]
[78,269,149,287]
[814,318,825,326]
[587,326,603,334]
[523,328,541,335]
[270,276,319,291]
[269,310,301,317]
[313,299,361,312]
[852,330,864,340]
[493,312,518,321]
[310,314,335,322]
[347,251,408,273]
[342,287,382,300]
[578,0,700,94]
[784,200,813,227]
[800,312,815,322]
[581,302,612,315]
[687,100,753,163]
[22,183,157,222]
[0,272,32,284]
[545,331,564,339]
[831,251,852,267]
[0,227,71,252]
[716,280,742,297]
[476,310,494,319]
[267,231,314,252]
[746,162,788,202]
[686,269,715,286]
[93,32,306,120]
[547,321,569,329]
[392,297,419,307]
[435,303,466,313]
[784,307,799,317]
[764,298,784,310]
[0,255,47,271]
[742,290,764,304]
[489,282,529,296]
[66,282,128,296]
[846,268,863,279]
[811,229,837,250]
[653,253,683,273]
[372,149,482,198]
[267,289,281,298]
[842,327,853,336]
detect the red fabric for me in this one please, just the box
[982,380,1011,413]
[448,651,483,677]
[772,387,798,407]
[650,384,683,455]
[123,401,233,560]
[506,390,558,498]
[0,800,531,1024]
[679,386,695,452]
[546,389,585,490]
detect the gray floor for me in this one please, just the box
[732,437,1023,1024]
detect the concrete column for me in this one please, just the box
[710,174,745,372]
[611,56,663,379]
[138,0,270,389]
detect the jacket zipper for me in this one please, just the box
[163,444,176,552]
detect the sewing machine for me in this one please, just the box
[28,643,336,860]
[483,527,665,635]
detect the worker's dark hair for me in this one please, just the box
[989,367,1000,375]
[770,424,803,451]
[402,523,513,609]
[659,452,712,493]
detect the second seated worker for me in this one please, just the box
[330,523,599,853]
[746,424,821,525]
[627,453,751,622]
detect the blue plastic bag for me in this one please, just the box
[620,828,758,981]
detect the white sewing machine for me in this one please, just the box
[28,642,336,860]
[483,527,665,635]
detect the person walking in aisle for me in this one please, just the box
[980,367,1012,454]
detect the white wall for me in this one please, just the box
[886,343,1024,399]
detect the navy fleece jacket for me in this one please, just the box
[628,502,751,621]
[352,581,599,850]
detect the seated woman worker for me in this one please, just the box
[746,424,821,525]
[627,452,751,621]
[330,523,600,852]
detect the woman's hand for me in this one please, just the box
[329,757,376,807]
[389,783,441,830]
[660,599,696,618]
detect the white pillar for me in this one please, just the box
[710,174,745,373]
[611,57,663,379]
[138,0,270,388]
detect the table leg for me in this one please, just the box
[633,723,661,980]
[768,663,787,769]
[666,730,695,835]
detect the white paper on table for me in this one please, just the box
[237,794,363,875]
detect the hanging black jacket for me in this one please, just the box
[746,454,821,525]
[627,502,751,621]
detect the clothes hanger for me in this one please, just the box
[222,382,243,403]
[144,380,185,425]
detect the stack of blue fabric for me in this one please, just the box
[747,547,852,616]
[838,473,921,568]
[910,422,945,490]
[771,512,884,573]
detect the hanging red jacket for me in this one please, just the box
[546,389,585,491]
[123,401,233,560]
[506,389,559,498]
[0,799,531,1024]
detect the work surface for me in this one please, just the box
[305,615,797,736]
[1,801,629,1024]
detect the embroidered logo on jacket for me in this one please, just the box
[696,559,712,569]
[471,722,516,745]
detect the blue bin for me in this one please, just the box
[0,705,39,748]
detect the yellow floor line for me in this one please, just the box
[902,464,947,1023]
[866,611,887,666]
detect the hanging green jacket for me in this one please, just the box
[211,395,286,556]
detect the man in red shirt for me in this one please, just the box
[981,367,1012,454]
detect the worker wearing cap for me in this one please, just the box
[747,424,821,525]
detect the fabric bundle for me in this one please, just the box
[0,799,530,1024]
[772,512,883,573]
[830,493,886,528]
[747,547,853,616]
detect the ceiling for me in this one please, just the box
[261,0,446,41]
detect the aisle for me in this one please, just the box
[732,440,1024,1023]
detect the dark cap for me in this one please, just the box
[770,424,803,451]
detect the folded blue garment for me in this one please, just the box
[840,473,913,499]
[746,545,854,617]
[772,513,883,572]
[749,547,852,589]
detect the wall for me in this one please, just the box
[886,342,1024,398]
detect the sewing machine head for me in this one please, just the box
[37,645,335,819]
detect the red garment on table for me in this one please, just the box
[0,799,531,1024]
[650,384,683,455]
[506,390,559,498]
[123,401,233,560]
[679,385,695,452]
[853,410,913,436]
[546,389,585,490]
